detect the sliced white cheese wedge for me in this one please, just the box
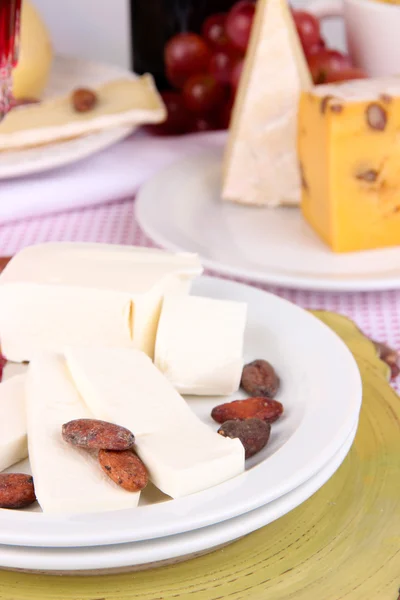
[0,375,28,472]
[0,243,202,362]
[26,353,140,513]
[65,347,245,498]
[0,75,166,150]
[222,0,312,207]
[154,295,247,395]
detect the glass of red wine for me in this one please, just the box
[0,0,22,119]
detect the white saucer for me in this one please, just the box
[136,149,400,291]
[0,276,362,549]
[0,56,134,179]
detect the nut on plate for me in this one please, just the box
[62,418,135,451]
[218,418,271,459]
[0,473,36,509]
[99,449,148,492]
[72,88,98,113]
[211,397,283,424]
[241,359,280,398]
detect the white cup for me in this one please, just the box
[307,0,400,77]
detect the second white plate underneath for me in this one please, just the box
[136,148,400,292]
[0,419,358,573]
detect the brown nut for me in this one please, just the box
[366,103,387,131]
[99,449,148,492]
[62,419,135,451]
[211,397,283,424]
[241,360,280,398]
[372,340,400,380]
[0,474,36,509]
[218,418,271,459]
[72,88,97,112]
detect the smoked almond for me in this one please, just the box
[98,449,148,492]
[62,419,135,451]
[211,397,283,424]
[0,473,36,509]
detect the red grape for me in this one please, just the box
[183,74,225,115]
[304,37,326,57]
[209,49,241,85]
[202,13,229,50]
[226,1,256,52]
[165,33,212,88]
[292,10,320,52]
[231,58,244,92]
[324,67,367,83]
[219,95,235,129]
[149,91,191,135]
[189,114,219,133]
[308,50,352,84]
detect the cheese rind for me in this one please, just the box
[0,243,202,362]
[65,347,245,498]
[26,353,140,513]
[222,0,311,207]
[154,295,247,395]
[0,375,28,472]
[299,79,400,252]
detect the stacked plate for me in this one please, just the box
[0,277,362,574]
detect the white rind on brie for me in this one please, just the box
[222,0,312,207]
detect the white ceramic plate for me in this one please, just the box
[0,276,362,548]
[0,56,134,179]
[0,420,358,572]
[136,149,400,292]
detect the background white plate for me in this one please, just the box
[0,277,362,548]
[0,420,358,573]
[0,56,134,179]
[136,149,400,292]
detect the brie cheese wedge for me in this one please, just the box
[222,0,312,207]
[0,375,28,472]
[66,347,245,498]
[0,243,202,362]
[26,353,140,513]
[155,295,247,395]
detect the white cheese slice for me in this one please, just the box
[26,353,140,514]
[0,75,166,151]
[222,0,312,207]
[154,295,247,395]
[0,375,28,472]
[65,347,245,498]
[0,243,202,362]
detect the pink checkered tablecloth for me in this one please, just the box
[1,195,399,391]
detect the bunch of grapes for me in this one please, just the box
[151,0,366,136]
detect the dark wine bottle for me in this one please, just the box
[131,0,237,90]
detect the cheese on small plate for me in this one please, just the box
[65,347,245,498]
[0,243,202,362]
[0,375,28,472]
[0,75,166,150]
[155,295,247,395]
[26,353,140,513]
[222,0,311,207]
